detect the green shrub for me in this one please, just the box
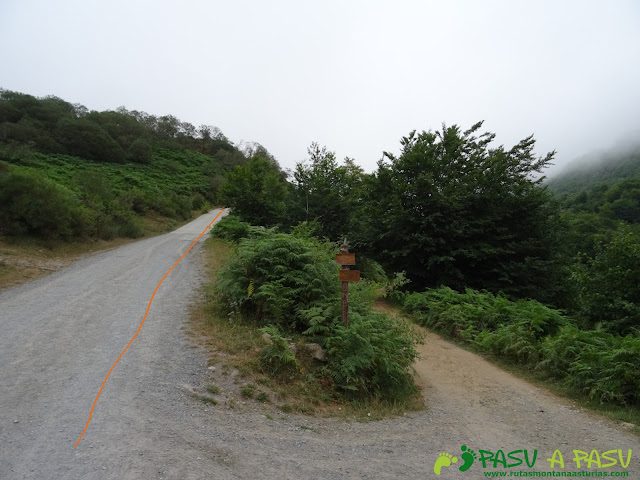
[537,325,612,380]
[151,193,192,220]
[258,326,301,378]
[565,333,640,406]
[127,138,152,163]
[404,287,511,338]
[475,320,543,366]
[357,256,388,283]
[571,226,640,335]
[0,169,92,239]
[115,214,144,238]
[404,286,640,407]
[191,192,206,210]
[404,287,566,343]
[216,226,421,404]
[216,231,338,330]
[473,299,568,365]
[211,215,253,241]
[305,311,419,401]
[55,117,126,163]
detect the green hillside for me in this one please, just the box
[545,146,640,226]
[546,146,640,195]
[0,89,251,241]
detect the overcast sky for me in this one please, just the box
[1,0,639,175]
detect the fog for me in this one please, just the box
[1,0,639,175]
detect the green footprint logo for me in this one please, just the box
[433,452,458,475]
[458,445,477,472]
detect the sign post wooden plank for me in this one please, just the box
[339,270,360,282]
[335,253,356,266]
[336,238,359,327]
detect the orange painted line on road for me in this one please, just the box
[74,209,226,447]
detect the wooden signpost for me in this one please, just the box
[336,238,359,326]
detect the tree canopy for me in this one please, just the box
[361,122,560,301]
[219,155,287,226]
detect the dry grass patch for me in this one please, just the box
[0,210,203,291]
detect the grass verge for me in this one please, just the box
[0,210,205,291]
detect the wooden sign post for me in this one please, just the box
[336,238,359,327]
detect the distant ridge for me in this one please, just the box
[545,143,640,195]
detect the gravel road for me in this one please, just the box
[1,209,639,479]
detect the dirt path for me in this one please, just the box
[1,219,638,479]
[415,328,637,462]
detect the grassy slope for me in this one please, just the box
[4,147,220,198]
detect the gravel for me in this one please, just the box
[1,208,639,479]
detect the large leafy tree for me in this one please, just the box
[291,143,366,241]
[363,122,561,302]
[220,155,287,226]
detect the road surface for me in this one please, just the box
[1,209,639,479]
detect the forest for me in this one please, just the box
[2,89,639,412]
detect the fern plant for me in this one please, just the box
[258,326,301,378]
[216,231,339,329]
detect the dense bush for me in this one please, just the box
[566,334,640,405]
[305,305,419,401]
[219,155,287,226]
[357,256,388,283]
[404,287,565,340]
[538,325,640,405]
[55,118,126,163]
[211,215,258,242]
[0,169,92,239]
[215,228,421,402]
[216,230,338,330]
[571,226,640,335]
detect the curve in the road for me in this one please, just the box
[73,209,226,447]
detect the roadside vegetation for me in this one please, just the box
[0,89,255,244]
[192,219,425,418]
[403,288,640,411]
[216,122,640,421]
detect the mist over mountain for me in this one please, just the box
[545,141,640,196]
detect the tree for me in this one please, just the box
[127,138,152,163]
[86,110,147,151]
[55,118,126,163]
[220,155,287,226]
[291,143,366,241]
[362,122,560,301]
[572,226,640,334]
